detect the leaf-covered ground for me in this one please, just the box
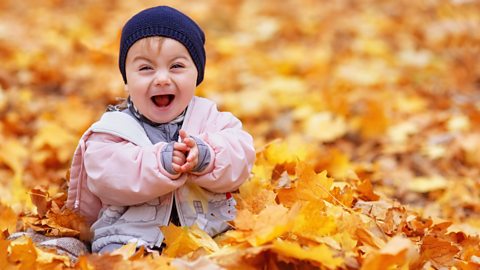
[1,0,480,269]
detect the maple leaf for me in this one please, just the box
[360,236,418,270]
[291,200,337,242]
[355,178,380,201]
[0,234,9,270]
[0,203,17,234]
[9,236,38,269]
[29,186,50,217]
[272,239,343,269]
[161,224,219,257]
[237,174,277,214]
[251,203,301,247]
[420,234,460,268]
[294,164,334,201]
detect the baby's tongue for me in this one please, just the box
[153,95,170,107]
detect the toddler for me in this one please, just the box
[66,6,255,253]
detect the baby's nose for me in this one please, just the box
[154,70,171,85]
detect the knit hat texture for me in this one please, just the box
[119,6,206,85]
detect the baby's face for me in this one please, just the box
[125,37,198,123]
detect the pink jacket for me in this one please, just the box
[66,96,255,229]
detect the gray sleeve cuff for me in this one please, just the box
[161,142,176,175]
[191,136,211,173]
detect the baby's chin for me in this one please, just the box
[144,108,182,124]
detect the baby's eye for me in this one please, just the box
[139,66,152,71]
[171,63,185,69]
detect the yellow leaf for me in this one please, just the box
[9,236,38,269]
[0,203,17,233]
[0,235,9,270]
[36,246,72,267]
[131,255,175,270]
[248,203,300,246]
[407,176,448,193]
[447,114,470,132]
[355,228,386,249]
[238,174,276,214]
[361,236,418,270]
[292,201,337,241]
[110,242,137,260]
[54,96,96,133]
[272,239,343,269]
[161,224,219,257]
[32,121,77,163]
[302,112,347,142]
[322,149,357,180]
[0,138,31,209]
[263,138,308,164]
[0,138,27,173]
[296,164,333,201]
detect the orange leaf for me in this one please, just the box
[420,234,460,268]
[361,236,418,270]
[30,187,50,217]
[161,224,219,257]
[272,239,343,268]
[9,236,38,269]
[0,234,9,270]
[356,178,380,201]
[0,203,17,233]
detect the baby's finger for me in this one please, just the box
[172,163,183,174]
[181,162,194,172]
[173,149,186,158]
[183,137,196,148]
[173,142,189,152]
[186,147,198,162]
[172,155,185,165]
[179,130,188,141]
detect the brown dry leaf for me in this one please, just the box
[420,234,460,268]
[76,253,127,270]
[355,228,386,249]
[29,186,50,217]
[356,178,380,201]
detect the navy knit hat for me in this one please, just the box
[119,6,206,85]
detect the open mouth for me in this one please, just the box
[151,94,175,107]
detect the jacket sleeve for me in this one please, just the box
[189,111,255,193]
[84,132,186,206]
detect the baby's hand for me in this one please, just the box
[178,130,199,173]
[171,146,186,174]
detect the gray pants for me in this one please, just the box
[98,243,124,254]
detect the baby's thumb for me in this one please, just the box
[179,130,187,141]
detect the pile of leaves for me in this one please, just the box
[1,0,480,269]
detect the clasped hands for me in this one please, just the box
[172,130,199,174]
